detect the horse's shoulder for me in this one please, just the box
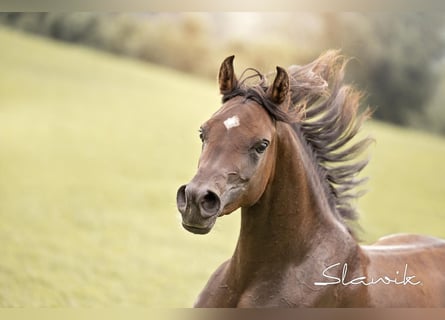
[193,259,233,307]
[201,258,231,289]
[211,259,231,280]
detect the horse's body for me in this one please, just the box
[195,236,445,307]
[176,52,445,307]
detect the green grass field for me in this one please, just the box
[0,26,444,307]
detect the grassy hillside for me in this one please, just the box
[0,26,444,307]
[361,122,445,241]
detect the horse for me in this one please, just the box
[176,51,445,307]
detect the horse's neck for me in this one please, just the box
[233,122,358,281]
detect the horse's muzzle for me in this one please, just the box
[176,183,221,234]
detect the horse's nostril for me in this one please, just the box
[200,190,221,217]
[176,185,187,213]
[178,184,221,218]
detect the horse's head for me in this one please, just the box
[177,56,290,234]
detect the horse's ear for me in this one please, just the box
[267,66,289,105]
[218,55,238,95]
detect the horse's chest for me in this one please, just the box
[235,270,318,307]
[235,264,354,307]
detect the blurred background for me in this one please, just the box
[0,12,444,307]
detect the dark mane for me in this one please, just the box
[222,68,292,123]
[221,50,373,226]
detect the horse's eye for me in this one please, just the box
[254,140,270,154]
[199,128,204,142]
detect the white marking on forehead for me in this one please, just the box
[223,115,240,130]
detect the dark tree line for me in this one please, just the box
[1,12,445,133]
[322,13,445,127]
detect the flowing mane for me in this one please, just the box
[221,50,373,225]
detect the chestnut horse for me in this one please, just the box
[176,51,445,307]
